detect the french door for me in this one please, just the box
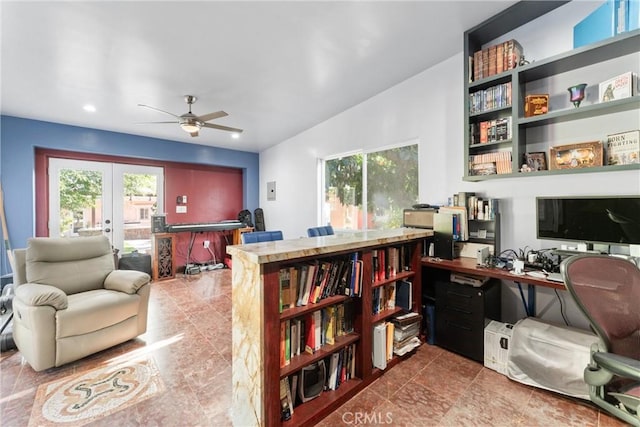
[48,158,164,254]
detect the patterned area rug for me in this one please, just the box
[29,357,165,426]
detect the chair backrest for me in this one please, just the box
[24,235,115,295]
[307,225,335,237]
[241,230,283,244]
[561,254,640,360]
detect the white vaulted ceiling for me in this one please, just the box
[1,1,516,152]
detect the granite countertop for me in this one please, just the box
[226,227,433,264]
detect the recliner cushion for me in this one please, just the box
[15,283,68,310]
[56,289,140,338]
[26,236,114,294]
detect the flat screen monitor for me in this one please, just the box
[536,196,640,246]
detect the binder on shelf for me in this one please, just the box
[433,212,455,260]
[396,280,413,311]
[372,323,387,370]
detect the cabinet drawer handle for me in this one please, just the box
[447,291,472,299]
[446,305,472,315]
[447,320,472,331]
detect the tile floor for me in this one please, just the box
[0,270,629,426]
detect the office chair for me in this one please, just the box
[241,230,283,244]
[307,225,334,237]
[561,254,640,426]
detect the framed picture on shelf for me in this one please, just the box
[523,152,547,171]
[549,141,603,170]
[606,130,639,165]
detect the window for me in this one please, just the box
[139,208,149,220]
[323,143,418,230]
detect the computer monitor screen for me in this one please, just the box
[536,196,640,246]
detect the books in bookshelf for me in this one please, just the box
[469,82,512,115]
[472,39,522,81]
[280,377,293,421]
[469,151,512,175]
[606,130,639,165]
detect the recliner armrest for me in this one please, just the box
[593,351,640,382]
[15,283,68,310]
[104,270,150,294]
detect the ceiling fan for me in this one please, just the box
[138,95,243,137]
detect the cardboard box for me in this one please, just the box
[484,320,513,375]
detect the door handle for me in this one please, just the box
[105,228,111,233]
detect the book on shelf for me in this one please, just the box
[323,305,336,346]
[372,322,388,370]
[469,82,512,115]
[599,71,636,103]
[472,39,522,81]
[396,280,413,312]
[606,129,639,165]
[279,268,292,311]
[438,205,468,241]
[385,322,395,362]
[468,196,499,221]
[280,378,293,421]
[469,151,512,175]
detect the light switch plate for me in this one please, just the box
[267,181,276,201]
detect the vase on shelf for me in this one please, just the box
[568,83,587,108]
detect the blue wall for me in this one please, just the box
[0,115,260,276]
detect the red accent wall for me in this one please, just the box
[35,148,243,267]
[164,163,243,265]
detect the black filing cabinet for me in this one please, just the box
[434,278,501,362]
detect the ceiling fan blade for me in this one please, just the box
[190,131,199,137]
[197,111,228,122]
[138,104,179,118]
[136,121,179,124]
[202,123,244,133]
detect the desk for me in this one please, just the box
[422,256,564,316]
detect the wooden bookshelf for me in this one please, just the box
[227,228,432,426]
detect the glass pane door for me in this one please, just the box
[49,158,113,241]
[112,164,164,255]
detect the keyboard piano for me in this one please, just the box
[166,221,244,233]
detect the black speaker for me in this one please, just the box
[151,214,167,233]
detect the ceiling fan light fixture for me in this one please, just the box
[180,122,201,134]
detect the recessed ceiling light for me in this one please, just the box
[83,104,96,113]
[231,133,240,139]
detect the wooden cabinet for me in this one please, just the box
[463,1,640,181]
[151,233,175,281]
[226,229,431,426]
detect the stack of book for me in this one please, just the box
[468,151,512,176]
[472,39,523,82]
[469,82,512,114]
[391,312,422,356]
[470,117,512,145]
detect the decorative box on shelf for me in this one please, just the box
[549,141,604,170]
[524,94,549,117]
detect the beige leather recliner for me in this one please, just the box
[12,235,151,371]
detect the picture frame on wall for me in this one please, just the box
[549,141,603,170]
[523,152,547,171]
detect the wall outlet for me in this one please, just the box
[203,240,210,248]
